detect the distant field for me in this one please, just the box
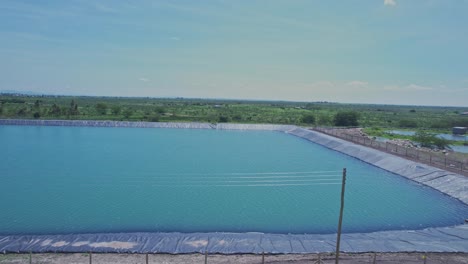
[0,94,467,130]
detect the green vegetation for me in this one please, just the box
[363,127,415,141]
[398,119,418,128]
[333,111,359,127]
[1,94,467,131]
[95,103,107,115]
[412,131,451,150]
[364,127,467,149]
[300,113,316,124]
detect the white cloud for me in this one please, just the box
[309,81,335,88]
[346,80,368,87]
[384,84,433,91]
[406,84,433,90]
[451,87,468,92]
[138,77,150,82]
[94,3,118,13]
[384,0,397,6]
[383,85,400,91]
[170,37,181,41]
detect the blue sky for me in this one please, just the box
[1,0,467,106]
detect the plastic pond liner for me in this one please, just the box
[0,120,467,253]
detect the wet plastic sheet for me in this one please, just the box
[1,225,467,253]
[287,128,468,205]
[1,121,467,253]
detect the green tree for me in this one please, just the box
[123,108,133,118]
[232,114,242,122]
[95,103,108,115]
[154,106,165,114]
[147,114,160,122]
[300,113,316,124]
[305,103,321,110]
[430,120,451,129]
[34,100,41,109]
[111,105,122,115]
[433,137,450,149]
[412,131,450,150]
[16,107,27,116]
[69,100,79,116]
[316,113,333,126]
[413,131,432,147]
[49,103,62,116]
[33,112,41,119]
[218,115,229,123]
[333,111,359,126]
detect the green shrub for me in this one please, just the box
[111,105,121,115]
[218,115,229,123]
[95,103,108,115]
[398,119,418,128]
[300,114,316,124]
[429,120,451,129]
[412,131,450,149]
[148,115,160,122]
[333,111,359,126]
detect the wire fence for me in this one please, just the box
[14,251,453,264]
[7,252,454,264]
[313,127,468,176]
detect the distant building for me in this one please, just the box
[452,127,467,135]
[460,112,468,115]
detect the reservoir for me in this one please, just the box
[1,125,467,235]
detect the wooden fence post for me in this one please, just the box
[89,252,92,264]
[204,251,208,264]
[146,253,149,264]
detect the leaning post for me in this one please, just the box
[335,168,347,264]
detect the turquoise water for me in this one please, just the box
[0,125,467,235]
